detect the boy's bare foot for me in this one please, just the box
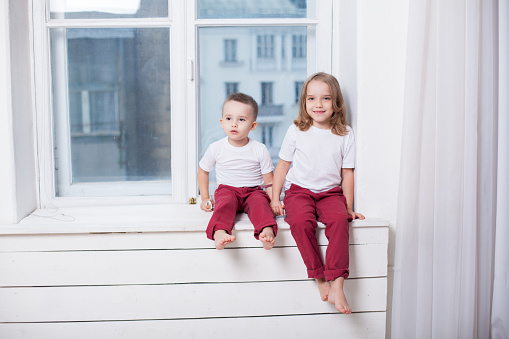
[315,277,331,301]
[328,277,351,314]
[214,230,236,250]
[259,226,275,250]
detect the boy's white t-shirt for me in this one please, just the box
[279,124,355,193]
[199,137,274,187]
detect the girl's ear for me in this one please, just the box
[251,121,258,131]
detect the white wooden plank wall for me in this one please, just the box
[0,216,388,339]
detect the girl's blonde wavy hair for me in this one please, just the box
[294,72,349,136]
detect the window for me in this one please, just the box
[292,34,307,58]
[33,0,333,205]
[223,39,237,63]
[295,81,304,103]
[261,125,274,147]
[225,82,239,96]
[257,35,275,59]
[261,82,274,105]
[52,28,171,190]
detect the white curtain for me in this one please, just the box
[492,1,509,338]
[391,0,508,338]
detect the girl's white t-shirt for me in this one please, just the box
[279,124,355,193]
[199,137,274,187]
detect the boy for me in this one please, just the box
[198,93,277,250]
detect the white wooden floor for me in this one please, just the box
[0,207,388,339]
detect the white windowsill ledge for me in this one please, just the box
[0,204,389,235]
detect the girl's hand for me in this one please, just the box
[200,198,214,212]
[271,201,285,217]
[348,209,365,220]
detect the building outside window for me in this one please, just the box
[50,26,171,196]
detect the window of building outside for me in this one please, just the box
[295,81,304,103]
[225,82,239,96]
[257,35,275,59]
[34,0,330,205]
[261,82,274,105]
[224,39,237,63]
[292,34,306,58]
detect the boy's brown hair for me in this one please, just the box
[294,72,349,136]
[223,92,259,120]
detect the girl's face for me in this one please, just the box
[305,80,334,129]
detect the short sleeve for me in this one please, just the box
[199,144,216,172]
[278,125,297,162]
[342,127,355,168]
[259,144,274,174]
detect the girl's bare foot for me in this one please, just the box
[315,277,330,301]
[328,277,351,314]
[214,230,236,250]
[259,226,275,250]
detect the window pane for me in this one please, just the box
[50,0,168,19]
[197,0,313,19]
[51,28,171,193]
[198,26,309,188]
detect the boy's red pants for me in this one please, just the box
[206,185,278,240]
[284,184,352,281]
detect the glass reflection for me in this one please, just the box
[197,0,311,19]
[51,28,171,185]
[50,0,168,19]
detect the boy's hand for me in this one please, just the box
[200,198,214,212]
[271,201,285,217]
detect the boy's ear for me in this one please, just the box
[220,118,224,128]
[251,121,258,131]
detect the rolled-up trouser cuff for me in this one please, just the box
[253,223,278,240]
[325,268,349,281]
[307,266,325,279]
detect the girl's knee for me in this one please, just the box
[288,219,317,237]
[321,212,351,225]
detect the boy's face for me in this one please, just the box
[220,100,257,147]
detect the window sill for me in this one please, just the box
[0,204,389,235]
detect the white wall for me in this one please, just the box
[336,0,409,337]
[354,1,409,337]
[0,0,17,225]
[335,0,408,228]
[0,0,38,225]
[9,0,38,221]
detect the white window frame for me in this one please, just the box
[31,0,333,208]
[33,1,188,207]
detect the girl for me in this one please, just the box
[271,72,364,314]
